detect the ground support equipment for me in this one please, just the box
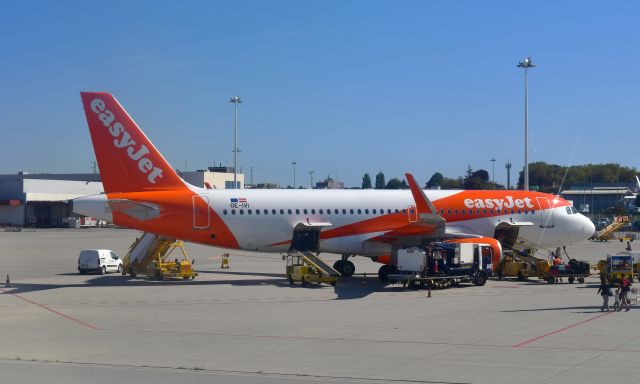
[285,251,339,287]
[123,233,197,280]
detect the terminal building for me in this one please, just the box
[181,167,245,189]
[0,172,103,227]
[560,183,637,215]
[0,167,244,227]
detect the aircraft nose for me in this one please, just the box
[583,216,596,239]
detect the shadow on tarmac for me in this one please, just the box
[501,306,621,314]
[2,272,388,299]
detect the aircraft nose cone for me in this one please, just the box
[583,217,596,239]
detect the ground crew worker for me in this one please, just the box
[619,274,631,312]
[553,254,563,282]
[597,278,612,312]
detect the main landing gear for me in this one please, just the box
[333,254,355,277]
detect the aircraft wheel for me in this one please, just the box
[378,265,390,282]
[333,260,345,274]
[341,260,355,277]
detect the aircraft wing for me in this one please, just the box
[367,173,448,245]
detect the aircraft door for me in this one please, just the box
[493,223,520,250]
[407,205,418,223]
[536,197,555,228]
[290,228,320,252]
[192,195,210,229]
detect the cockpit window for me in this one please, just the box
[566,207,572,215]
[571,206,578,214]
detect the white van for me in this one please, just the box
[78,249,123,274]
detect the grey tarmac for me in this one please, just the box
[0,229,638,384]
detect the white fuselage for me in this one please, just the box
[74,188,596,256]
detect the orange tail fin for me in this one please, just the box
[80,92,186,193]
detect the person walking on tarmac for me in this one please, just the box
[626,241,632,252]
[613,284,621,311]
[597,278,613,311]
[619,274,632,312]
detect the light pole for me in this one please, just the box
[517,57,535,190]
[309,170,314,189]
[228,95,242,189]
[291,161,297,188]
[490,158,496,183]
[505,161,512,190]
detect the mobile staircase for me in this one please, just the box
[123,232,197,280]
[285,250,339,286]
[593,216,629,242]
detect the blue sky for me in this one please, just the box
[1,1,638,187]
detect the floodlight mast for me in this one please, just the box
[517,57,535,190]
[228,95,242,189]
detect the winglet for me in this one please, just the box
[405,173,439,215]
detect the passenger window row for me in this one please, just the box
[222,207,539,216]
[439,208,536,215]
[222,208,406,216]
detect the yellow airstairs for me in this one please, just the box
[285,251,339,287]
[123,232,197,280]
[594,216,629,242]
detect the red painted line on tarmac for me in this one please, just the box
[512,311,613,348]
[1,288,99,331]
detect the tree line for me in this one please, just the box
[360,163,638,191]
[516,162,638,193]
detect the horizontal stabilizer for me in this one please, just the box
[107,199,160,221]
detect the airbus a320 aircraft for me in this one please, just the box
[73,92,595,280]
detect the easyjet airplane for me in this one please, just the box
[72,92,596,279]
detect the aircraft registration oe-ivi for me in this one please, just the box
[72,92,595,280]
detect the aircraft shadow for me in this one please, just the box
[501,305,617,314]
[1,275,293,295]
[2,273,385,298]
[197,270,285,278]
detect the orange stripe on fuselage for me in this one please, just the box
[267,190,570,247]
[433,190,569,222]
[108,190,240,249]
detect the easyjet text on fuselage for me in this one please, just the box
[463,196,534,210]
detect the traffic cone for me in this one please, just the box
[362,273,367,285]
[5,274,10,288]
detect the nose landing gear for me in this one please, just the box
[333,255,355,277]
